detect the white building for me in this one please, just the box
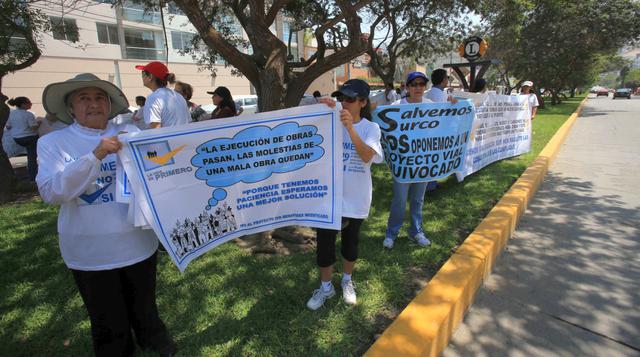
[4,0,325,115]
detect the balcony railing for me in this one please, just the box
[125,46,165,60]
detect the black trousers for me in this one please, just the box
[316,217,364,267]
[71,252,173,357]
[13,135,38,180]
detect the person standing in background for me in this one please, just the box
[206,87,237,119]
[131,96,147,129]
[425,69,456,103]
[37,113,69,137]
[174,81,208,122]
[6,96,39,180]
[383,72,433,250]
[313,90,322,103]
[384,82,398,104]
[520,81,539,120]
[136,61,190,128]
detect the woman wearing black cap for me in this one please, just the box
[207,86,237,119]
[306,79,384,310]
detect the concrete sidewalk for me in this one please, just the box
[444,97,640,357]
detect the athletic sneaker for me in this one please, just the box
[383,237,395,249]
[341,280,357,305]
[410,232,431,247]
[306,285,336,310]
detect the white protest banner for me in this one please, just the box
[117,105,342,271]
[453,92,531,179]
[372,100,475,182]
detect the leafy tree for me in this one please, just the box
[625,67,640,88]
[619,65,630,87]
[364,0,474,87]
[479,0,533,93]
[481,0,640,104]
[154,0,372,111]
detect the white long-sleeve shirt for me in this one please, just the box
[36,122,158,271]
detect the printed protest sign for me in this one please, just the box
[373,101,475,182]
[453,92,531,179]
[118,105,342,271]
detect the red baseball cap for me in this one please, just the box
[135,61,169,80]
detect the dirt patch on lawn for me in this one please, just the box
[234,226,317,257]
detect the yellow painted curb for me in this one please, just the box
[365,97,589,357]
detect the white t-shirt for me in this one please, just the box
[7,109,38,138]
[425,86,449,103]
[36,122,158,271]
[342,119,384,218]
[392,97,433,105]
[143,87,191,127]
[523,93,539,108]
[385,90,398,104]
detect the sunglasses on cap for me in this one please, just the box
[336,95,358,103]
[408,81,427,88]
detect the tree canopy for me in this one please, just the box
[141,0,371,111]
[364,0,475,86]
[480,0,640,103]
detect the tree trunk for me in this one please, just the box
[0,84,16,203]
[256,60,287,112]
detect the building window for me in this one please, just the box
[124,27,165,60]
[167,2,184,15]
[122,1,161,25]
[96,23,119,44]
[282,22,298,45]
[50,16,79,42]
[171,31,195,51]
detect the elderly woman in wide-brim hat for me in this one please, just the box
[36,73,175,357]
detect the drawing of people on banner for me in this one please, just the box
[168,204,238,259]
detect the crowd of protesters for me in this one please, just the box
[2,61,542,356]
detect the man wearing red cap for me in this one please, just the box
[135,61,190,129]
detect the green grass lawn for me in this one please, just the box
[0,96,584,356]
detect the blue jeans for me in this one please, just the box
[386,180,427,239]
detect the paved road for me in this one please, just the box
[444,95,640,357]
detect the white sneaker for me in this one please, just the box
[306,285,335,310]
[411,232,431,247]
[383,237,395,249]
[341,280,357,305]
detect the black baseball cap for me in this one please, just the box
[331,79,370,98]
[206,86,231,98]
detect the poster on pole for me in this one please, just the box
[117,105,342,271]
[453,92,532,179]
[372,100,475,183]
